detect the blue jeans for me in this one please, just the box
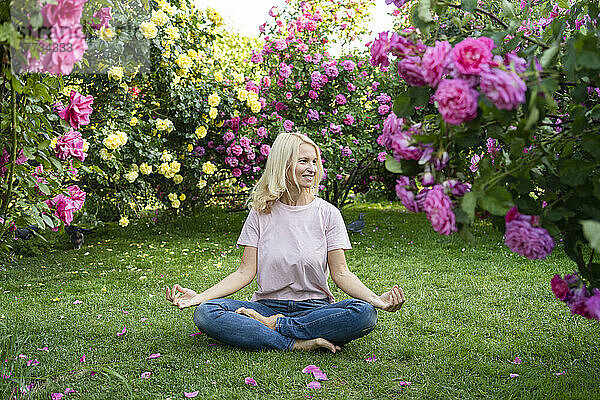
[193,298,378,351]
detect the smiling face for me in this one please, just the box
[290,143,318,190]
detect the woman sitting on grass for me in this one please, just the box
[166,132,405,352]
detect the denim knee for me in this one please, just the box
[351,300,378,332]
[193,301,217,331]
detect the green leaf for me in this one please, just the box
[417,0,434,23]
[524,106,539,131]
[559,159,594,187]
[385,157,404,174]
[582,134,600,159]
[501,0,515,16]
[478,186,513,216]
[393,92,412,118]
[556,0,569,8]
[37,182,50,195]
[461,191,478,222]
[540,43,559,68]
[41,213,54,227]
[581,220,600,252]
[461,0,477,12]
[578,51,600,69]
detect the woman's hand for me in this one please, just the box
[371,285,405,312]
[165,284,203,309]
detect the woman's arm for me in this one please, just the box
[166,246,258,309]
[328,249,405,312]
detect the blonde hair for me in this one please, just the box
[248,132,323,213]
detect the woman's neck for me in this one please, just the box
[280,189,314,206]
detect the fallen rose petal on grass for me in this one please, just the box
[512,357,522,364]
[79,354,86,363]
[37,347,49,352]
[72,300,82,304]
[307,381,321,389]
[26,359,39,366]
[141,371,151,379]
[189,332,203,337]
[302,365,320,374]
[365,355,377,362]
[510,374,519,378]
[184,390,199,398]
[116,327,127,336]
[140,318,148,322]
[51,393,64,400]
[64,388,77,394]
[147,353,161,359]
[554,372,566,376]
[313,370,328,381]
[399,381,412,386]
[244,377,257,386]
[122,309,130,314]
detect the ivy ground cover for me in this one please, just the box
[2,203,599,399]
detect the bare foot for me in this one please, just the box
[235,307,283,330]
[293,338,342,353]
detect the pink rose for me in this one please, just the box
[452,37,495,75]
[46,194,77,225]
[422,41,452,87]
[479,67,526,110]
[232,168,242,177]
[397,56,426,86]
[504,210,555,260]
[41,0,86,28]
[551,275,570,301]
[423,185,457,235]
[90,7,113,30]
[67,185,86,211]
[370,31,391,67]
[55,129,86,161]
[44,25,88,76]
[58,90,94,129]
[434,79,479,125]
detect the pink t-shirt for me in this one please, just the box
[237,196,351,302]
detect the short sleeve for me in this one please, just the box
[237,208,260,247]
[326,206,352,251]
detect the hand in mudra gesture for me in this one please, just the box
[371,285,405,312]
[165,284,201,309]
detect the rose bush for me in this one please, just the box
[375,0,600,318]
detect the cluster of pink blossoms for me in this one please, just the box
[216,117,271,181]
[25,0,89,75]
[551,274,600,320]
[370,33,528,124]
[0,147,28,178]
[504,207,554,260]
[395,176,470,235]
[45,185,86,226]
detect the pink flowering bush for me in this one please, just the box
[374,0,600,320]
[58,90,94,129]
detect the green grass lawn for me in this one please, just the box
[1,202,599,399]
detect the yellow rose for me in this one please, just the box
[187,144,194,152]
[108,66,123,80]
[124,171,138,183]
[165,26,180,40]
[237,89,247,102]
[202,161,216,175]
[179,193,186,201]
[100,26,116,40]
[169,160,181,173]
[250,101,261,113]
[209,107,217,119]
[119,216,129,227]
[99,148,113,161]
[160,151,172,162]
[195,126,207,139]
[214,71,223,82]
[168,193,178,201]
[130,117,138,126]
[173,174,183,184]
[151,9,169,26]
[216,120,224,127]
[131,164,139,173]
[171,199,181,208]
[140,21,157,39]
[175,54,193,71]
[139,163,152,175]
[197,179,207,189]
[158,162,170,175]
[82,139,89,153]
[233,73,244,85]
[208,93,220,107]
